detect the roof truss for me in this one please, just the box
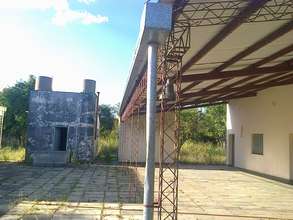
[120,0,293,120]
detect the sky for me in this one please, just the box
[0,0,147,105]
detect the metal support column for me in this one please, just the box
[143,42,158,220]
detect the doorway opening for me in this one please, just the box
[228,134,235,166]
[289,134,293,181]
[54,127,68,151]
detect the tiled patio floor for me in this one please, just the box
[0,163,292,219]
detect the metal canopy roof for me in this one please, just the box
[120,0,293,120]
[119,2,172,116]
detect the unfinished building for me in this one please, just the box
[118,0,293,219]
[27,76,99,165]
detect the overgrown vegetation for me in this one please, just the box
[98,129,118,162]
[96,104,227,164]
[180,140,225,164]
[180,105,226,145]
[0,75,35,147]
[97,104,119,163]
[179,105,226,164]
[0,146,25,162]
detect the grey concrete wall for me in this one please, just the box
[27,90,97,162]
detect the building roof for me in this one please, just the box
[119,2,172,115]
[120,0,293,120]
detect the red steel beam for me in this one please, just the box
[213,23,293,74]
[182,20,293,93]
[183,58,293,103]
[180,75,293,108]
[180,101,228,110]
[164,92,256,112]
[182,44,293,82]
[121,73,147,121]
[181,59,293,103]
[196,71,292,103]
[182,74,293,99]
[181,0,270,74]
[165,71,293,110]
[218,70,293,98]
[248,44,293,68]
[181,59,293,82]
[180,92,257,108]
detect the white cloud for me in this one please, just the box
[53,9,108,26]
[0,0,108,26]
[77,0,96,5]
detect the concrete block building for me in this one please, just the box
[27,76,99,165]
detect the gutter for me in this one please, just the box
[119,2,173,116]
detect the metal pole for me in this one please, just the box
[143,42,158,220]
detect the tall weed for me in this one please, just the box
[97,129,118,162]
[180,140,225,164]
[0,146,25,162]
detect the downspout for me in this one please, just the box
[141,3,172,220]
[119,2,172,219]
[143,42,159,219]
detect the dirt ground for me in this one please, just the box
[0,163,293,220]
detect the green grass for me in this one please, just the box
[0,146,25,162]
[97,131,118,162]
[180,140,226,164]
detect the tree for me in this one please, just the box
[0,75,36,147]
[180,104,226,145]
[99,104,119,136]
[201,105,226,145]
[180,108,201,141]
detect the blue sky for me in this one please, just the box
[0,0,146,104]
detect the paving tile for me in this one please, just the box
[0,164,293,219]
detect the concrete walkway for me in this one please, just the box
[177,165,293,220]
[0,163,292,219]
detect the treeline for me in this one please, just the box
[181,105,226,145]
[97,104,120,161]
[97,103,227,164]
[179,105,226,164]
[0,76,35,147]
[99,104,119,136]
[96,103,227,146]
[0,75,226,156]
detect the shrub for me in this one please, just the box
[180,140,225,164]
[0,146,25,162]
[97,129,118,162]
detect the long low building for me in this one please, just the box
[227,84,293,180]
[118,0,293,219]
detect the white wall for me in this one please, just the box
[227,85,293,180]
[119,112,175,163]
